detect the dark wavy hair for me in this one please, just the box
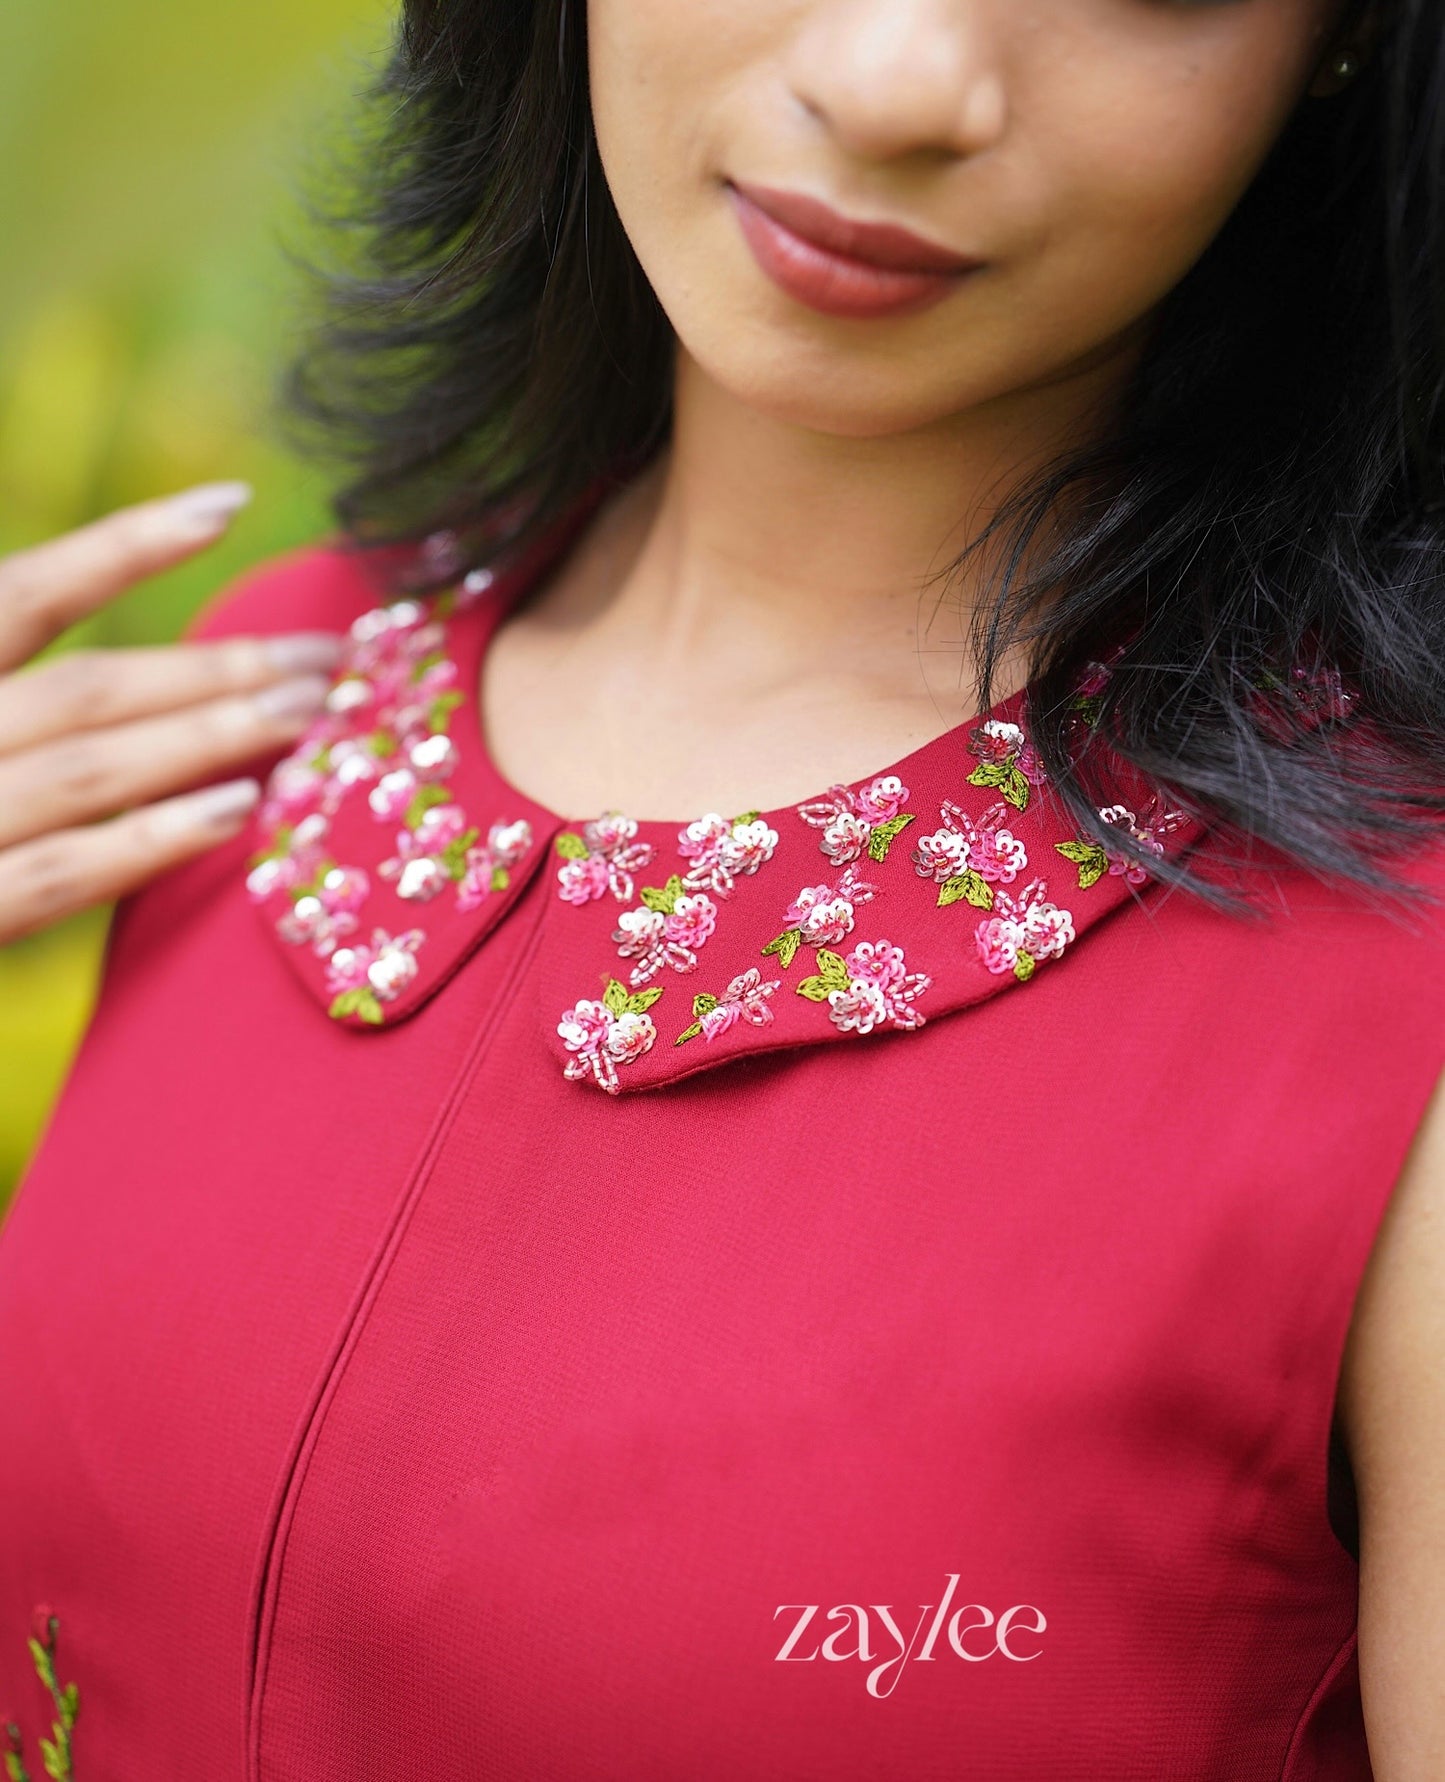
[283,0,1445,911]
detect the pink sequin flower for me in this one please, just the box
[797,775,914,866]
[974,878,1075,981]
[677,813,780,897]
[559,990,660,1094]
[911,798,1028,891]
[677,968,783,1045]
[824,938,932,1035]
[554,812,655,906]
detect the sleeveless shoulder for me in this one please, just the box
[180,541,390,645]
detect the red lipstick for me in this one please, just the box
[725,178,983,320]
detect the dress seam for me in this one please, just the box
[242,887,553,1782]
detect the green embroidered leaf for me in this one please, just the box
[57,1688,77,1732]
[866,811,916,863]
[246,823,296,869]
[489,864,510,893]
[37,1737,65,1782]
[639,874,684,914]
[328,988,386,1026]
[409,648,447,681]
[404,783,452,828]
[4,1747,29,1782]
[1013,951,1037,982]
[27,1642,54,1694]
[306,744,334,772]
[967,761,1010,791]
[624,985,665,1016]
[1070,693,1103,730]
[602,978,631,1017]
[796,946,850,1001]
[761,928,802,969]
[362,728,398,759]
[555,831,590,860]
[427,691,464,731]
[938,870,994,910]
[731,809,761,826]
[1001,766,1031,810]
[1055,839,1108,889]
[440,827,481,877]
[675,994,716,1044]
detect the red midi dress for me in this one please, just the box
[2,483,1444,1780]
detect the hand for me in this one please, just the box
[0,483,344,946]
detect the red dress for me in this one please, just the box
[2,485,1443,1780]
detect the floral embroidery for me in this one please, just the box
[457,818,534,910]
[554,813,654,905]
[612,878,719,986]
[675,968,782,1044]
[966,718,1048,811]
[795,938,932,1034]
[246,584,538,1021]
[762,865,879,969]
[974,878,1075,981]
[677,811,779,896]
[1054,799,1191,889]
[911,798,1027,911]
[324,927,426,1024]
[797,775,915,866]
[559,979,664,1093]
[4,1607,79,1782]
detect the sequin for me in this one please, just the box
[911,798,1027,909]
[797,776,915,866]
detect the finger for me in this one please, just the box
[0,776,263,948]
[0,482,253,671]
[0,631,346,756]
[0,673,331,852]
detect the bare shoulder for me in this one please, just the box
[1337,1051,1445,1776]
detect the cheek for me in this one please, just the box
[1025,33,1320,331]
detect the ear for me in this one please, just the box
[1307,1,1387,100]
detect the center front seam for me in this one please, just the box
[242,886,554,1782]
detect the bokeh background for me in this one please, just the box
[0,0,392,1210]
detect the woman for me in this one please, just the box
[1,0,1441,1775]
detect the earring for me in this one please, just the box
[1329,48,1361,82]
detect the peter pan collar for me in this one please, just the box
[242,490,1205,1094]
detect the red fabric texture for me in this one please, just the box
[1,510,1442,1780]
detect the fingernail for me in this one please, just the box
[263,631,347,675]
[162,777,262,833]
[165,481,254,534]
[251,672,331,720]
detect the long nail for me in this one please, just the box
[263,631,347,675]
[165,481,254,535]
[159,777,261,833]
[251,672,331,720]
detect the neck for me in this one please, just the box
[597,332,1140,706]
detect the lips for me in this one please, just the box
[724,178,983,320]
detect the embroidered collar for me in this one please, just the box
[242,494,1205,1094]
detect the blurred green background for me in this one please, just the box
[0,0,392,1211]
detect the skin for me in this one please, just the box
[0,0,1435,1770]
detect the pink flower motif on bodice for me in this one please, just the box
[677,813,779,897]
[554,812,655,905]
[457,818,535,911]
[911,798,1028,892]
[974,877,1075,981]
[612,890,720,986]
[676,967,783,1045]
[797,775,914,866]
[325,926,426,1023]
[821,938,932,1035]
[558,979,663,1093]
